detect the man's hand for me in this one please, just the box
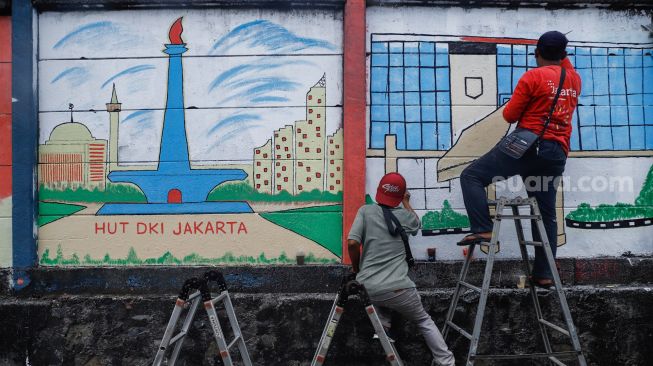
[402,191,413,210]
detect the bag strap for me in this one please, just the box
[539,66,567,140]
[379,204,416,268]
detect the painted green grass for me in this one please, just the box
[208,182,342,203]
[40,246,338,266]
[38,202,86,226]
[260,210,343,257]
[274,204,342,213]
[567,164,653,222]
[422,200,470,230]
[39,183,146,203]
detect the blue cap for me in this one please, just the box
[537,31,568,60]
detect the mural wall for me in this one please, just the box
[37,9,344,265]
[366,6,653,260]
[0,16,11,267]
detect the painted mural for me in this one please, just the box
[366,6,653,260]
[37,10,344,265]
[0,16,11,268]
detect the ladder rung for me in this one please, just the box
[472,351,578,360]
[458,281,481,293]
[169,331,186,345]
[487,200,534,206]
[539,319,570,337]
[549,356,567,366]
[446,321,472,340]
[227,335,241,350]
[520,241,543,247]
[211,292,228,304]
[497,215,540,220]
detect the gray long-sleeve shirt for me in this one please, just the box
[347,204,420,296]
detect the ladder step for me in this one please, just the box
[169,331,186,345]
[211,292,228,304]
[539,319,570,337]
[458,281,481,293]
[497,215,540,220]
[227,335,241,350]
[446,321,472,340]
[520,240,543,247]
[472,351,578,360]
[487,200,535,207]
[549,356,567,366]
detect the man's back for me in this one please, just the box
[347,204,420,296]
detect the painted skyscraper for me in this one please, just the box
[99,17,250,214]
[252,75,343,194]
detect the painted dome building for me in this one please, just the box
[39,122,108,190]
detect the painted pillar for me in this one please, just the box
[159,43,191,171]
[107,84,121,172]
[12,0,37,289]
[342,0,366,264]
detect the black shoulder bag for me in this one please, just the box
[498,67,566,159]
[379,204,416,268]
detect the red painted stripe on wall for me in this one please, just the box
[460,36,538,45]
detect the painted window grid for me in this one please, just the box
[499,44,653,151]
[370,40,452,151]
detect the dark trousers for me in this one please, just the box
[460,140,566,279]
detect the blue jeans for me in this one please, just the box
[460,140,566,279]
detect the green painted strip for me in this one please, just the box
[40,246,338,266]
[260,211,343,257]
[38,202,86,226]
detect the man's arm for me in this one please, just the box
[348,239,362,273]
[347,207,365,273]
[503,73,534,123]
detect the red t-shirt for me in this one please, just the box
[502,58,582,154]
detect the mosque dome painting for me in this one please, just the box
[39,117,108,191]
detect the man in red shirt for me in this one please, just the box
[457,31,581,288]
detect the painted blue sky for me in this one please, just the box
[38,11,343,161]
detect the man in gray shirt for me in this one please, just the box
[348,172,455,366]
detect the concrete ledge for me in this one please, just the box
[0,286,650,365]
[6,257,652,296]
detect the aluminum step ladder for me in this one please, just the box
[312,275,403,366]
[442,197,587,366]
[153,270,253,366]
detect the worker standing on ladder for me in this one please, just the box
[347,173,455,366]
[457,31,582,288]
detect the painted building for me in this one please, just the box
[296,75,327,192]
[253,75,342,194]
[253,139,273,194]
[326,128,344,192]
[273,125,295,194]
[38,122,108,190]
